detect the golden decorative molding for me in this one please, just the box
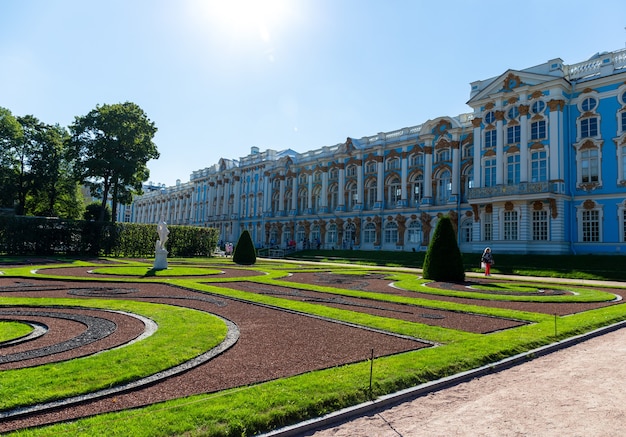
[549,198,558,219]
[532,200,544,211]
[495,110,505,121]
[530,90,543,99]
[485,102,495,110]
[583,199,596,210]
[472,204,480,221]
[518,104,530,116]
[504,201,514,211]
[503,73,522,91]
[471,117,483,128]
[485,204,493,213]
[548,99,565,112]
[581,87,594,94]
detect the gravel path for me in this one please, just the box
[301,326,626,437]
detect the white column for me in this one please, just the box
[495,110,505,185]
[519,103,529,182]
[338,166,345,207]
[473,119,483,187]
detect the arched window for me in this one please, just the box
[345,222,356,245]
[384,221,398,244]
[386,176,401,208]
[328,183,338,211]
[363,222,376,244]
[327,223,337,245]
[407,220,421,244]
[436,170,451,204]
[410,174,423,207]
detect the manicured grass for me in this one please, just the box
[0,321,33,343]
[91,265,224,276]
[0,297,228,411]
[1,256,626,436]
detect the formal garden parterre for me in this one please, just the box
[0,256,625,436]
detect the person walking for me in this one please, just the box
[481,247,494,276]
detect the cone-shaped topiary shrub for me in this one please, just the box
[422,215,465,282]
[233,229,257,265]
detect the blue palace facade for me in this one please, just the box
[128,47,626,255]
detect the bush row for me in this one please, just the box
[0,216,219,257]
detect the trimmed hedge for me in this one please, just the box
[0,216,219,257]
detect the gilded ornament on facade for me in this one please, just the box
[583,199,596,210]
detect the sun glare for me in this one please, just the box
[195,0,292,43]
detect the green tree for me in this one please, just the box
[232,229,257,265]
[83,201,112,222]
[67,102,159,222]
[0,107,23,211]
[24,121,80,217]
[422,215,465,282]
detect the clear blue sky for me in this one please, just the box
[2,0,626,187]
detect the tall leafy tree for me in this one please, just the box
[67,102,159,222]
[0,107,22,210]
[27,123,81,218]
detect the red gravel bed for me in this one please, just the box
[223,281,524,333]
[283,272,620,315]
[0,277,427,432]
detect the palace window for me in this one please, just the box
[346,165,356,177]
[503,210,519,240]
[506,153,520,185]
[531,100,546,114]
[581,148,599,183]
[364,222,376,244]
[346,182,358,210]
[384,221,398,244]
[436,170,451,204]
[484,158,497,187]
[411,174,423,206]
[365,161,377,174]
[485,129,497,148]
[532,209,549,241]
[531,150,548,182]
[387,176,401,207]
[407,220,421,244]
[366,180,377,209]
[386,157,400,170]
[327,223,337,244]
[485,111,495,124]
[530,120,546,140]
[483,212,492,241]
[297,188,307,212]
[410,153,424,167]
[581,209,600,242]
[436,149,451,162]
[461,219,473,243]
[328,184,338,211]
[329,168,338,180]
[507,125,520,144]
[581,117,598,138]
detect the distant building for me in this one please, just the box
[130,47,626,254]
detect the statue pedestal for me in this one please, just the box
[153,249,168,270]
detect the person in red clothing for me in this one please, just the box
[481,247,494,276]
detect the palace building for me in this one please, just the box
[128,47,626,255]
